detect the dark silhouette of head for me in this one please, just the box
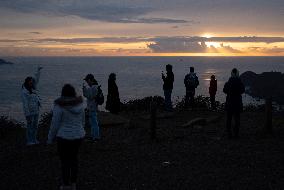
[23,76,34,93]
[211,75,215,80]
[231,68,239,78]
[190,67,194,73]
[84,73,97,86]
[166,64,172,72]
[61,84,76,97]
[109,73,116,81]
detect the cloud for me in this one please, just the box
[1,36,283,44]
[29,32,42,35]
[147,41,242,53]
[0,0,190,24]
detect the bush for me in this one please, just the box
[121,96,165,113]
[0,116,24,139]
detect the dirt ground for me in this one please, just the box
[1,110,284,190]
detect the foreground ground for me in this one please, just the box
[0,109,284,190]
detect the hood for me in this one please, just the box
[55,96,83,106]
[55,96,84,114]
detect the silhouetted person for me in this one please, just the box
[21,66,42,145]
[106,73,120,114]
[83,74,100,141]
[184,67,199,108]
[162,64,174,111]
[223,68,245,139]
[209,75,217,110]
[47,84,85,190]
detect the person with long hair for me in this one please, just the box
[106,73,120,114]
[223,68,245,139]
[21,66,42,145]
[47,84,85,190]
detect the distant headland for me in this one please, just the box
[0,58,14,65]
[240,71,284,104]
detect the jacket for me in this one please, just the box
[223,77,245,112]
[21,69,41,117]
[47,96,85,142]
[162,72,174,90]
[83,84,98,111]
[184,72,199,91]
[209,79,217,96]
[106,80,120,113]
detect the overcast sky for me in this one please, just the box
[0,0,283,56]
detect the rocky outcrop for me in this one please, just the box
[240,71,284,104]
[0,59,14,65]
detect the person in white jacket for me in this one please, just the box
[21,66,42,145]
[83,74,100,141]
[47,84,85,190]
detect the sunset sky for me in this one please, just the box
[0,0,283,56]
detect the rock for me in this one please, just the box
[0,59,14,65]
[181,117,207,128]
[240,71,284,104]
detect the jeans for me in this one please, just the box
[26,114,39,144]
[57,137,82,185]
[89,111,100,139]
[226,111,240,138]
[185,89,195,108]
[164,89,172,110]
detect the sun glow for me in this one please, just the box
[205,42,220,48]
[202,33,214,38]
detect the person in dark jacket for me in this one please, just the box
[184,67,199,108]
[209,75,217,110]
[162,64,174,111]
[223,68,245,139]
[106,73,120,114]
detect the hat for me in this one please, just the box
[84,74,94,81]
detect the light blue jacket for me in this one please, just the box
[21,69,41,117]
[47,97,85,143]
[83,84,98,111]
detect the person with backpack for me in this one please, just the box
[83,74,100,141]
[223,68,245,139]
[106,73,120,114]
[209,75,217,110]
[162,64,174,111]
[21,66,43,145]
[184,67,199,108]
[47,84,85,190]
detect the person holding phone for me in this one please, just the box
[82,74,100,141]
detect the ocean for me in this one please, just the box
[0,56,283,121]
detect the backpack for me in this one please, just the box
[96,85,104,105]
[185,74,199,88]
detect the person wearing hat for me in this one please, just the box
[83,74,100,141]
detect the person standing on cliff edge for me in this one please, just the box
[223,68,245,139]
[162,64,174,111]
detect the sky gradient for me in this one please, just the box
[0,0,284,56]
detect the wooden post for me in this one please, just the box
[265,98,273,134]
[150,101,157,140]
